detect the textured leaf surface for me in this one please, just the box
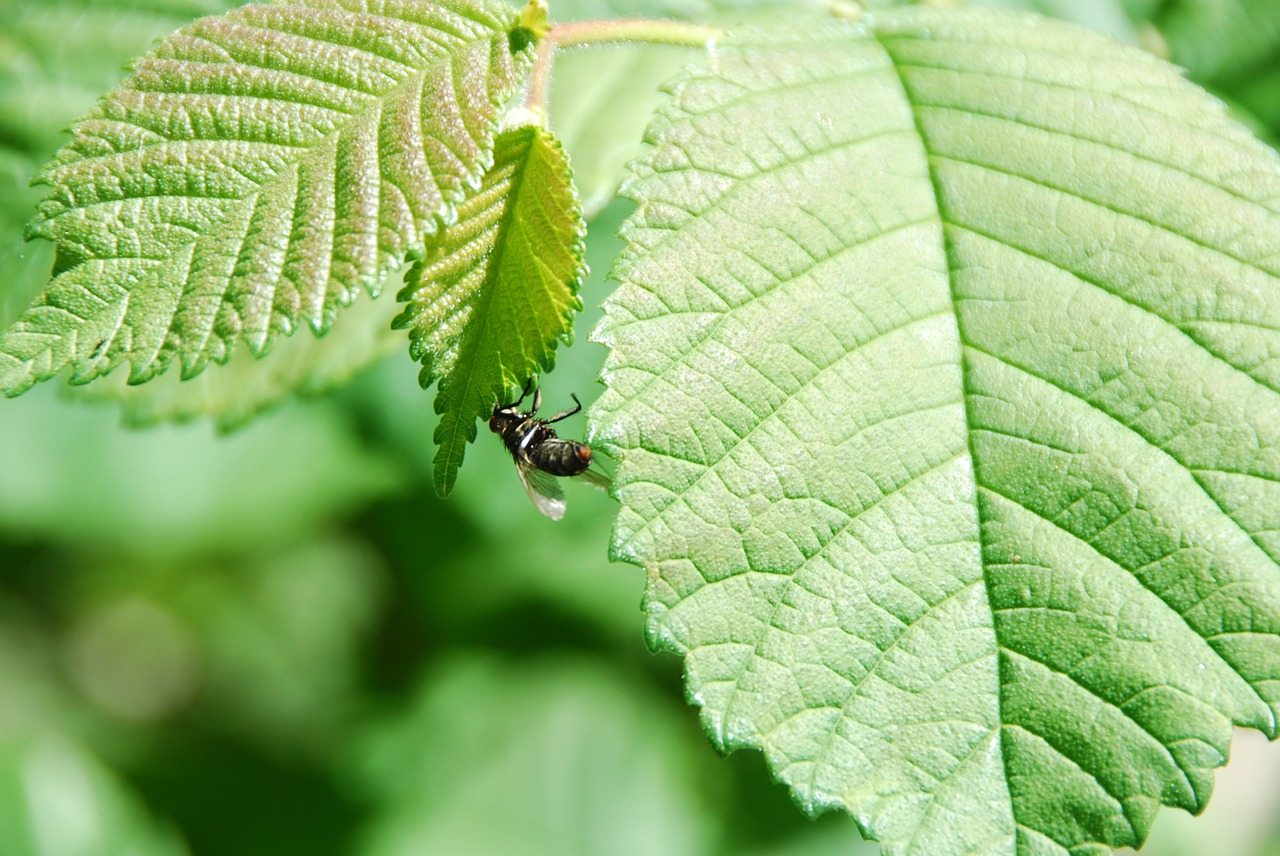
[591,10,1280,855]
[394,123,586,497]
[0,0,533,395]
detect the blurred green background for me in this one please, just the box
[2,0,1280,854]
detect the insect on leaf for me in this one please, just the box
[590,10,1280,855]
[394,123,588,498]
[0,0,536,395]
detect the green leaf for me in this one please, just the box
[550,44,699,218]
[394,123,587,497]
[591,10,1280,855]
[0,0,237,343]
[0,0,534,396]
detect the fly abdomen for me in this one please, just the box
[528,438,593,476]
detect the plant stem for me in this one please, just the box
[551,18,724,50]
[523,18,724,113]
[525,34,556,116]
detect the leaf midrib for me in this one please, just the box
[432,131,533,489]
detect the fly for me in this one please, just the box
[490,378,610,520]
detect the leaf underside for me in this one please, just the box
[590,9,1280,855]
[394,123,587,497]
[69,286,405,431]
[0,0,533,396]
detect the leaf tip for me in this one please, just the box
[0,355,37,398]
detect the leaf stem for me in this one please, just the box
[523,17,724,113]
[551,18,724,50]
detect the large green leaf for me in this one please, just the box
[394,122,587,497]
[0,0,534,396]
[0,0,408,425]
[591,10,1280,855]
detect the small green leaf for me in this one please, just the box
[592,10,1280,855]
[395,123,587,497]
[0,0,534,396]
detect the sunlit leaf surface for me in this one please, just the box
[591,10,1280,854]
[0,0,533,394]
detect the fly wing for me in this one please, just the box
[575,464,612,491]
[515,459,567,520]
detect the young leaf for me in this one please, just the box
[591,10,1280,855]
[394,123,587,497]
[0,0,535,396]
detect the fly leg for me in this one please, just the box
[502,377,536,410]
[544,393,582,424]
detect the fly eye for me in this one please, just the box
[576,446,592,463]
